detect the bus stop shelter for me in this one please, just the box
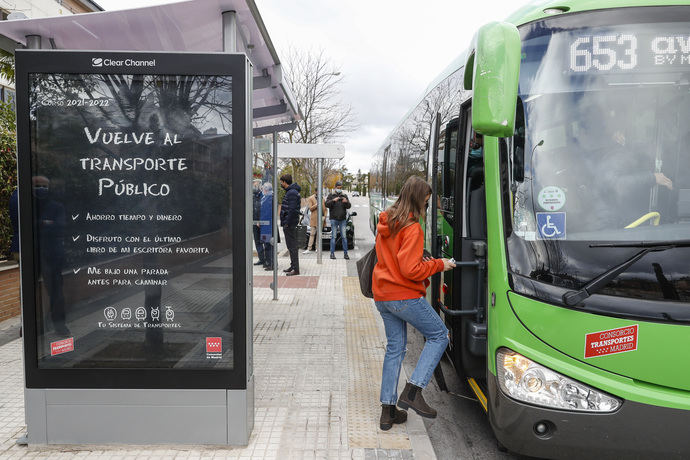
[0,0,301,447]
[0,0,301,136]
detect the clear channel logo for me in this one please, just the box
[90,57,156,68]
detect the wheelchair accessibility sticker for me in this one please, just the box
[536,212,566,239]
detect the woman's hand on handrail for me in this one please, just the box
[441,258,456,271]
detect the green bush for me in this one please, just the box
[0,101,16,258]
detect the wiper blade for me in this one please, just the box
[590,239,690,248]
[562,243,683,306]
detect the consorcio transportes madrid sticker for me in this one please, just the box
[50,337,75,356]
[538,186,566,211]
[584,325,638,359]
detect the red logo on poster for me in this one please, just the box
[206,337,222,353]
[584,325,638,359]
[50,338,74,356]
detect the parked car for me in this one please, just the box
[304,211,356,250]
[352,191,360,197]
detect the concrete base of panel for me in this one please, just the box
[25,376,254,446]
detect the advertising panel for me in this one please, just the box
[16,51,250,389]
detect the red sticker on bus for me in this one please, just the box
[50,338,74,356]
[584,325,638,359]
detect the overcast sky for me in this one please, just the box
[97,0,522,173]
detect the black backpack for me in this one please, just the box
[356,247,378,298]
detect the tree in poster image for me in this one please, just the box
[30,73,234,363]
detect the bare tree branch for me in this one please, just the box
[273,48,359,193]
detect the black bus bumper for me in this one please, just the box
[487,376,690,459]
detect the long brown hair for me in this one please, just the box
[386,175,432,237]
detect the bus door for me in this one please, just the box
[452,104,487,380]
[431,104,488,380]
[433,117,459,329]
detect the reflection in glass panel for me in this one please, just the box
[29,73,234,369]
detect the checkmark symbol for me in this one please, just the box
[72,235,80,242]
[72,214,79,221]
[73,268,82,274]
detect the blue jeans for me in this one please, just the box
[329,219,348,254]
[375,297,449,405]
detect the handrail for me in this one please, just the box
[437,301,479,317]
[625,212,660,229]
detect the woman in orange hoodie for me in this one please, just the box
[373,175,455,430]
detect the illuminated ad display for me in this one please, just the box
[16,51,251,389]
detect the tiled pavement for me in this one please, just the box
[0,250,437,459]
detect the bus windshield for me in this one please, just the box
[508,7,690,305]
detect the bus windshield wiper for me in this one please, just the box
[562,240,690,307]
[589,239,690,249]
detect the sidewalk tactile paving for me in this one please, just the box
[0,253,427,459]
[343,277,411,451]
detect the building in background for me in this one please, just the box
[0,0,102,20]
[0,0,103,322]
[0,0,103,102]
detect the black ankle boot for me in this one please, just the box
[397,382,437,418]
[379,404,407,430]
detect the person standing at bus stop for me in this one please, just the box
[252,179,266,267]
[260,182,274,271]
[373,175,455,430]
[303,187,325,253]
[280,174,301,276]
[326,181,351,259]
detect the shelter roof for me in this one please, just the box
[0,0,300,133]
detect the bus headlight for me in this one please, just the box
[497,348,621,412]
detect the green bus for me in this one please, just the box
[369,1,690,457]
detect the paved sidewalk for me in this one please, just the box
[0,250,437,459]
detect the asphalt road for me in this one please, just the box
[345,195,525,460]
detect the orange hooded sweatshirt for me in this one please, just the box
[373,211,444,301]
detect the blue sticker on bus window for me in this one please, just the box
[536,212,566,240]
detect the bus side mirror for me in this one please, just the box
[464,22,521,138]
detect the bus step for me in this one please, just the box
[467,377,488,412]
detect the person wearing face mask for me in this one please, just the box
[33,176,68,336]
[325,181,351,260]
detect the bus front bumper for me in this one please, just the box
[488,375,690,459]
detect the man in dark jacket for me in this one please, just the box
[33,176,68,336]
[252,180,266,267]
[279,174,301,276]
[325,181,351,260]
